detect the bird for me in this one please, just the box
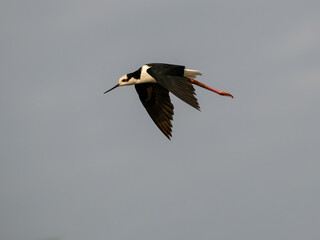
[104,63,233,139]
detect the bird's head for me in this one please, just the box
[118,74,137,86]
[104,68,141,94]
[104,74,138,94]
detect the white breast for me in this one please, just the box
[138,65,157,84]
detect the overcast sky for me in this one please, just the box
[1,1,320,240]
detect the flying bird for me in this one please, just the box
[104,63,233,139]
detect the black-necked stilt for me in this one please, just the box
[105,63,233,139]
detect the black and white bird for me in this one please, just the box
[104,63,233,139]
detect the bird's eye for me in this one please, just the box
[122,79,128,82]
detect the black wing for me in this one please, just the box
[135,83,174,139]
[147,64,200,110]
[147,63,185,76]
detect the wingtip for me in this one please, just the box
[164,130,172,140]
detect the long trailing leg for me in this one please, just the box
[188,78,233,98]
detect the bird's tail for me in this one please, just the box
[184,69,202,78]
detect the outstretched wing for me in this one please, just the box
[135,83,174,139]
[146,64,200,110]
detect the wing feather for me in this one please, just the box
[147,64,200,110]
[135,83,174,139]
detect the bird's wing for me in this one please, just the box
[147,63,185,76]
[135,83,174,139]
[147,65,200,110]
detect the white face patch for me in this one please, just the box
[118,74,134,86]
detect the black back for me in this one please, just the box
[147,63,185,77]
[146,64,200,110]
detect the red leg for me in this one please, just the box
[188,78,233,98]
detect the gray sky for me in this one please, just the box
[1,0,320,240]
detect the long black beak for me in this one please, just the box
[104,84,119,94]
